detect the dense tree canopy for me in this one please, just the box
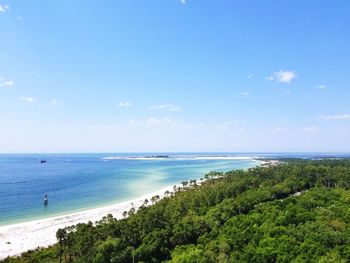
[3,159,350,262]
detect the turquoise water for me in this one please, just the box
[0,153,259,226]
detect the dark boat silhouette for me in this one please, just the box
[44,194,48,205]
[40,160,47,164]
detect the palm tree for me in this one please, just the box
[56,228,67,263]
[181,181,188,188]
[151,195,160,204]
[150,196,156,205]
[122,211,128,218]
[128,207,136,215]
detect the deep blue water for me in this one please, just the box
[1,152,349,226]
[0,153,260,225]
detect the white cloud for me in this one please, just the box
[301,126,320,133]
[146,117,172,126]
[269,127,287,133]
[50,99,63,106]
[20,97,36,103]
[0,4,10,13]
[267,70,297,83]
[247,74,254,79]
[118,101,131,108]
[0,78,14,87]
[277,120,288,125]
[319,114,350,120]
[317,84,326,89]
[125,117,193,132]
[180,0,186,4]
[148,104,181,112]
[235,91,251,98]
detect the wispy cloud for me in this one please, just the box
[247,74,254,79]
[0,77,14,87]
[118,101,131,108]
[301,126,320,133]
[0,4,10,13]
[20,97,36,103]
[269,127,287,133]
[126,117,192,131]
[317,84,326,89]
[148,104,181,112]
[50,99,63,107]
[146,117,172,126]
[180,0,186,4]
[235,91,251,98]
[267,70,297,83]
[319,114,350,120]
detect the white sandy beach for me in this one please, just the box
[0,185,176,260]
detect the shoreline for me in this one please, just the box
[0,158,266,259]
[0,184,177,260]
[1,157,262,227]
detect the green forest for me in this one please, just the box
[2,159,350,263]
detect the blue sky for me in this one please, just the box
[0,0,350,153]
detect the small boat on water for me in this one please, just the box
[44,194,48,206]
[40,160,47,164]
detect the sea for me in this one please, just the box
[0,152,349,226]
